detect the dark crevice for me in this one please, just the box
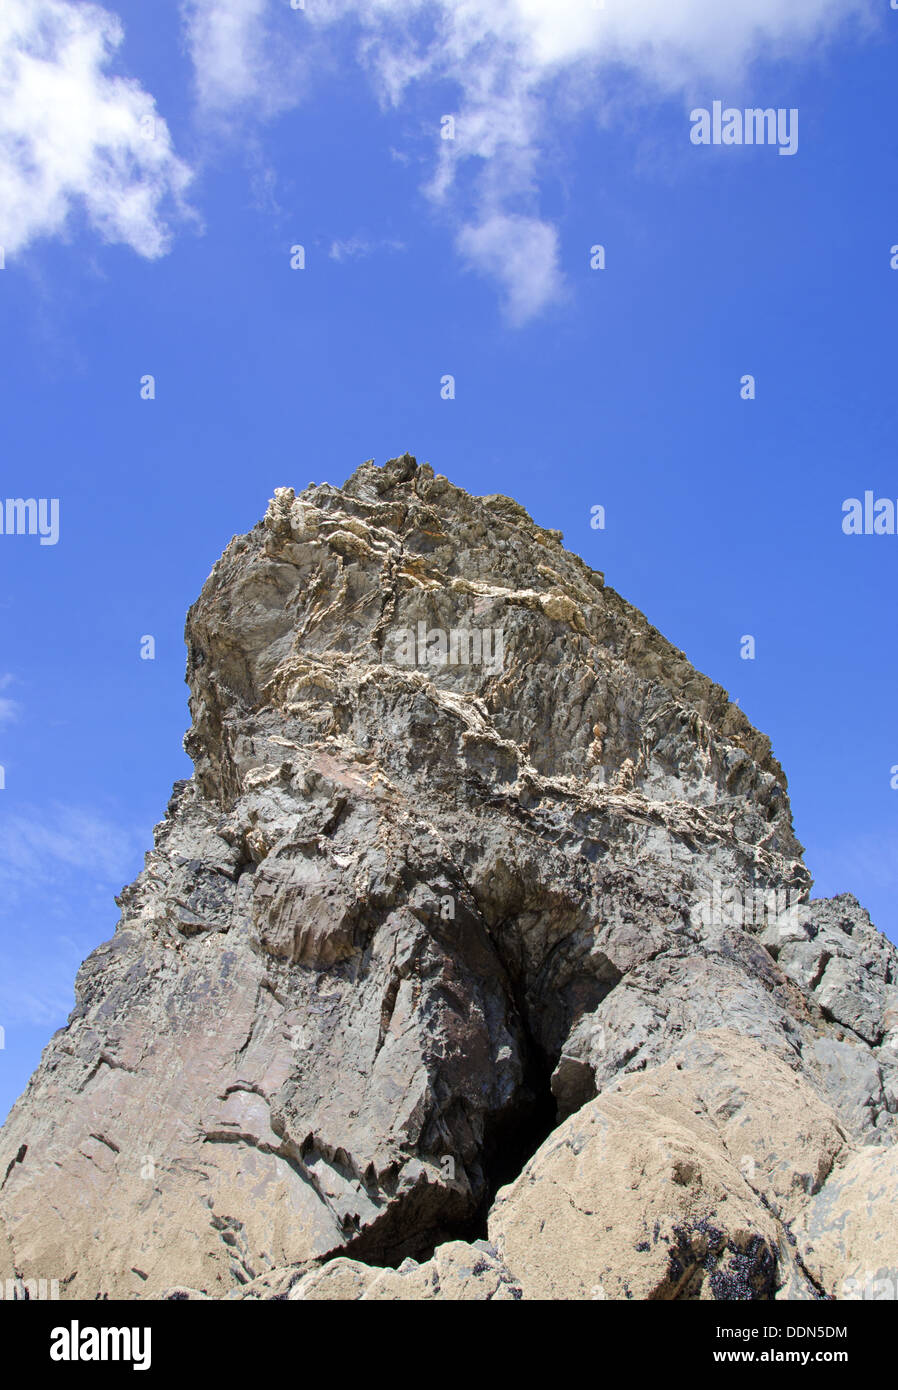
[792,1249,834,1301]
[325,1005,563,1269]
[299,905,617,1275]
[331,1032,559,1271]
[1,1144,27,1191]
[338,965,574,1268]
[473,1035,558,1221]
[808,951,832,994]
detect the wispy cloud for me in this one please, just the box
[0,803,142,887]
[808,831,898,899]
[0,803,146,1027]
[2,1,875,295]
[0,957,87,1030]
[182,0,270,109]
[0,0,194,259]
[329,234,405,262]
[456,213,563,326]
[805,829,898,947]
[0,675,20,728]
[180,0,317,116]
[181,0,875,322]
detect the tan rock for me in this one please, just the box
[288,1241,521,1301]
[488,1032,844,1300]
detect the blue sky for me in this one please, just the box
[1,0,896,1120]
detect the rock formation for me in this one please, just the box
[2,454,896,1301]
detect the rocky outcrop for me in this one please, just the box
[1,454,896,1300]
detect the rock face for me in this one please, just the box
[1,453,897,1301]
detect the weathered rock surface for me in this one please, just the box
[283,1239,522,1301]
[1,454,896,1300]
[485,1030,842,1302]
[794,1144,898,1299]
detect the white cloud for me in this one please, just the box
[0,699,19,727]
[185,0,875,320]
[0,946,89,1028]
[329,234,405,261]
[0,803,142,888]
[0,803,147,1029]
[325,0,875,95]
[0,0,193,258]
[181,0,316,116]
[457,213,563,325]
[0,675,20,727]
[181,0,270,110]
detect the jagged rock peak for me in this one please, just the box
[1,454,896,1302]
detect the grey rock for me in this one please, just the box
[762,894,898,1050]
[807,1038,889,1141]
[0,454,896,1299]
